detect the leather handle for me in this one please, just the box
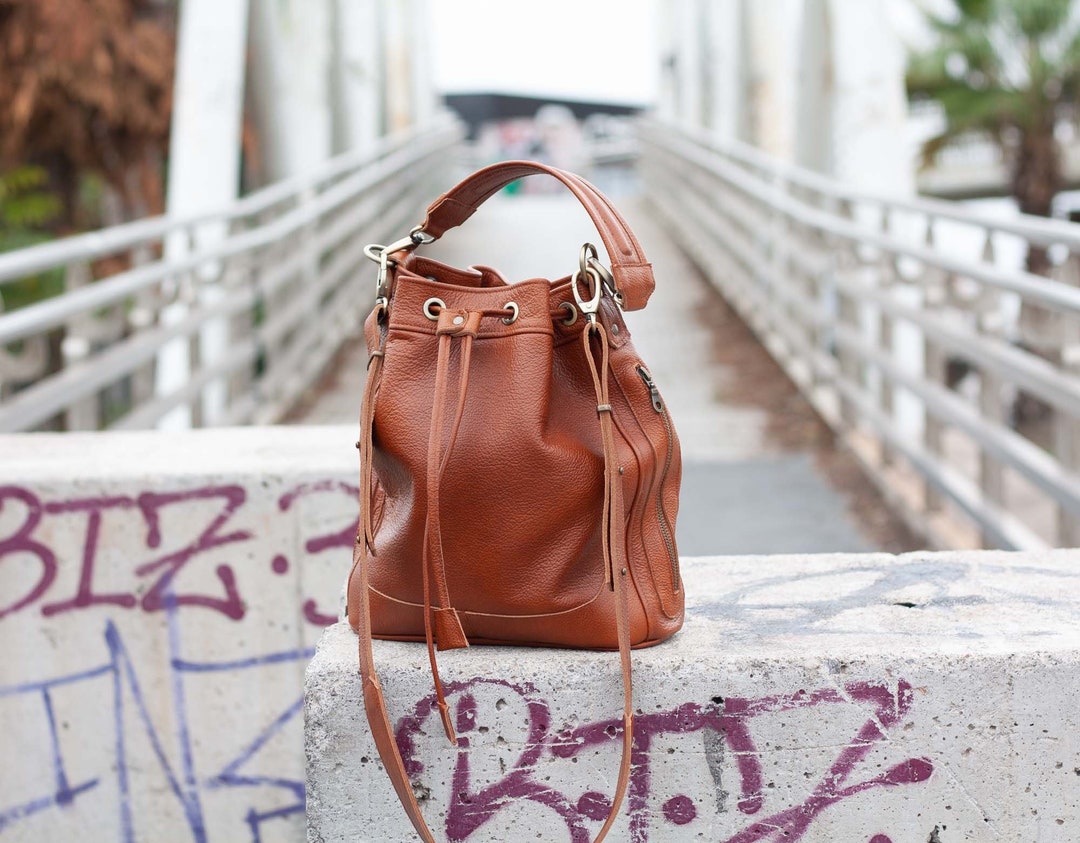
[420,160,655,311]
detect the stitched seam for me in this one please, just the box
[369,575,606,619]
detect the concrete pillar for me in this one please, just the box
[163,0,249,228]
[307,549,1080,841]
[745,0,801,159]
[248,0,334,180]
[156,0,249,429]
[674,0,704,128]
[795,0,832,173]
[826,0,913,194]
[409,0,437,129]
[708,0,750,143]
[382,0,414,132]
[655,0,680,123]
[331,0,383,153]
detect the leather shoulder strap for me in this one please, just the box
[347,312,636,841]
[420,160,655,311]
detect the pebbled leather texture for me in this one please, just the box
[346,162,683,841]
[347,258,684,650]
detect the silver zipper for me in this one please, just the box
[636,364,679,590]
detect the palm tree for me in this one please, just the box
[907,0,1080,276]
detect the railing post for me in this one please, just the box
[0,303,48,404]
[61,260,100,430]
[834,199,861,433]
[157,225,198,429]
[878,208,896,467]
[977,367,1006,544]
[769,171,791,364]
[1055,386,1080,547]
[921,217,946,515]
[129,243,158,410]
[1054,255,1080,545]
[975,230,1006,546]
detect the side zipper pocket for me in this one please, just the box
[636,364,680,591]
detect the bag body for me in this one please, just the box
[346,161,683,842]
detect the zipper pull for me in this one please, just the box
[636,365,665,413]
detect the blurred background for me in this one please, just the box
[3,0,1080,555]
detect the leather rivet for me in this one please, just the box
[621,567,627,576]
[452,315,465,326]
[618,466,625,475]
[612,324,620,335]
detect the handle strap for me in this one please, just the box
[348,308,635,842]
[420,160,655,311]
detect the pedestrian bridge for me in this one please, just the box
[3,115,1080,553]
[3,115,1080,843]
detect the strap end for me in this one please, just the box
[434,606,470,650]
[438,701,458,745]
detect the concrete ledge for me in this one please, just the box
[0,426,357,842]
[306,549,1080,842]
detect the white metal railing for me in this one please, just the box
[0,118,462,431]
[640,119,1080,551]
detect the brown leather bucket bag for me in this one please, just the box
[347,161,683,841]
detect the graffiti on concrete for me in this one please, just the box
[395,677,932,842]
[0,605,313,840]
[0,479,358,840]
[0,482,357,624]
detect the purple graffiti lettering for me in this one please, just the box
[302,599,337,627]
[278,480,360,554]
[554,700,720,841]
[707,680,931,843]
[663,794,696,825]
[577,792,613,822]
[1,484,263,621]
[135,486,250,619]
[394,677,933,842]
[41,496,138,616]
[279,481,359,626]
[0,486,57,620]
[395,679,592,841]
[0,478,360,622]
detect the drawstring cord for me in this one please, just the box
[421,308,481,744]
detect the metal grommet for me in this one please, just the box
[558,301,578,326]
[501,301,519,325]
[423,297,445,320]
[611,323,620,335]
